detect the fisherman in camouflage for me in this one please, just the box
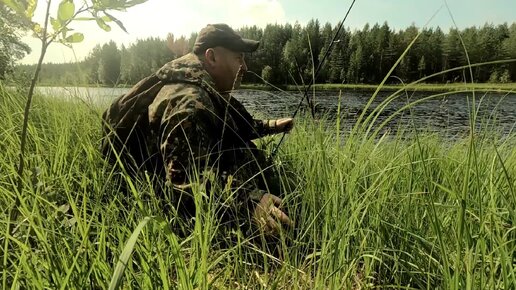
[102,24,294,236]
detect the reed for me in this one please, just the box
[1,81,514,289]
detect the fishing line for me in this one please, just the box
[270,0,357,158]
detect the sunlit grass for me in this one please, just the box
[1,82,515,289]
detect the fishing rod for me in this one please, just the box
[270,0,357,158]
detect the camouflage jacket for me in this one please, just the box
[103,53,282,213]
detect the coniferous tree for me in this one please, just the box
[0,5,31,80]
[283,22,308,85]
[238,25,264,83]
[119,37,172,84]
[502,23,516,82]
[428,27,444,77]
[98,41,121,86]
[443,28,463,82]
[261,23,292,84]
[347,34,363,83]
[316,22,333,82]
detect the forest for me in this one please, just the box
[14,20,516,87]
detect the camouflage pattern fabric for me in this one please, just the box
[102,53,283,220]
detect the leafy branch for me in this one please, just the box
[1,0,147,234]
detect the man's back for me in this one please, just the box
[103,53,268,188]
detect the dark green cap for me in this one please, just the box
[193,23,260,54]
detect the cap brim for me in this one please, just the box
[242,38,260,52]
[238,39,260,53]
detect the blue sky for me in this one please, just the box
[20,0,516,64]
[281,0,516,30]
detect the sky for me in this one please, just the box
[20,0,516,64]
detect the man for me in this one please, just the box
[102,24,294,236]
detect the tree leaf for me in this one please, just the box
[24,0,37,19]
[101,15,112,22]
[50,17,61,32]
[127,0,148,6]
[58,0,75,21]
[33,23,42,34]
[64,32,84,43]
[95,18,112,32]
[104,11,128,33]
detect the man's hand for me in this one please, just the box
[274,118,294,133]
[253,193,293,236]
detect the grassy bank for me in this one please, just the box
[241,82,516,92]
[1,84,515,289]
[310,82,516,92]
[19,82,515,93]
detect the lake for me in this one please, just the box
[36,86,516,138]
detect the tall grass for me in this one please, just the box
[1,82,515,289]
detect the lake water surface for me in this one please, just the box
[37,86,516,138]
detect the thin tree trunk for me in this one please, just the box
[10,0,52,231]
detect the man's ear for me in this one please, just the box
[204,48,216,66]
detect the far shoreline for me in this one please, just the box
[241,83,516,93]
[24,82,516,93]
